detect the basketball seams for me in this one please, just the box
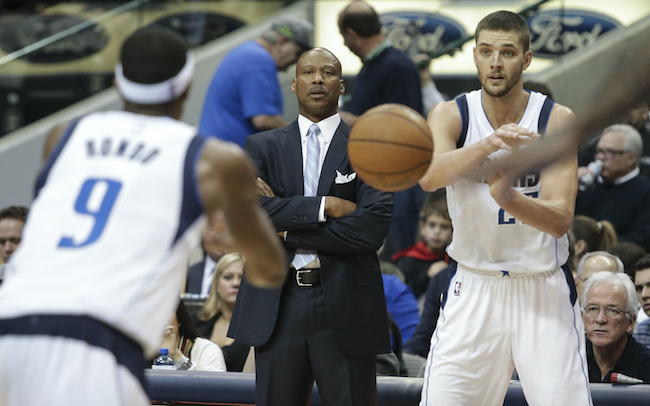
[348,138,432,152]
[359,110,432,144]
[352,160,430,175]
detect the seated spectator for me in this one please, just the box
[583,271,650,383]
[403,262,456,359]
[569,215,617,271]
[0,205,28,264]
[608,242,647,280]
[195,253,250,371]
[634,255,650,343]
[393,200,451,298]
[0,205,28,284]
[382,273,420,346]
[575,124,650,251]
[576,251,624,304]
[158,301,226,372]
[185,225,224,296]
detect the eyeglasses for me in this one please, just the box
[595,148,630,159]
[583,304,629,319]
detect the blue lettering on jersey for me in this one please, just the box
[497,191,539,225]
[86,138,159,165]
[59,178,122,248]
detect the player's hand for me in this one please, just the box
[487,167,517,202]
[484,124,540,153]
[427,261,447,278]
[203,211,238,253]
[324,196,357,218]
[256,177,275,197]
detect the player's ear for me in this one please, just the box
[522,50,533,71]
[339,79,345,95]
[291,78,297,94]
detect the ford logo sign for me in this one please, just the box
[380,11,466,55]
[526,9,622,58]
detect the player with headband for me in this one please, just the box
[0,26,284,406]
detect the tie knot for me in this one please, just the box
[308,124,321,137]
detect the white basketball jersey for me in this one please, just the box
[0,111,206,356]
[446,90,569,273]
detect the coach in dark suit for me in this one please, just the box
[228,48,393,406]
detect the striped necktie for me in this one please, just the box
[291,124,321,269]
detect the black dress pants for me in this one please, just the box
[254,272,377,406]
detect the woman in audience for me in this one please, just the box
[569,215,618,271]
[196,253,250,371]
[159,300,226,371]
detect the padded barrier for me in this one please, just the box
[147,370,650,405]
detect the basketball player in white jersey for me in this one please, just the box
[418,11,592,406]
[0,27,284,406]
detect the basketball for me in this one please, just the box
[348,104,433,192]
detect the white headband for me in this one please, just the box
[115,52,194,104]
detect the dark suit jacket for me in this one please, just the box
[185,259,205,294]
[228,119,393,357]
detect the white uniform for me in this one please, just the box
[420,90,593,406]
[0,111,206,406]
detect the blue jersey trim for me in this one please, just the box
[455,95,469,149]
[0,315,146,389]
[561,263,578,306]
[34,118,82,199]
[538,97,555,137]
[173,134,207,245]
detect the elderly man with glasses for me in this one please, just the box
[576,124,650,251]
[582,271,650,383]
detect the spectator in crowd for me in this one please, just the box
[159,301,226,371]
[198,16,313,148]
[229,48,393,406]
[569,215,618,271]
[579,102,650,178]
[195,253,250,372]
[575,124,650,251]
[392,200,451,298]
[608,242,647,281]
[185,225,224,296]
[576,251,624,304]
[634,255,650,344]
[414,53,445,117]
[583,271,650,383]
[337,1,424,259]
[0,205,28,264]
[403,262,455,359]
[382,273,420,347]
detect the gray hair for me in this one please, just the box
[576,251,624,279]
[602,124,643,166]
[582,271,640,321]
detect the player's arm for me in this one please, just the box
[198,139,285,288]
[489,105,577,238]
[42,122,69,162]
[419,101,539,191]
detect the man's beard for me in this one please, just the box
[482,65,523,98]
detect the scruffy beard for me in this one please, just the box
[481,62,524,98]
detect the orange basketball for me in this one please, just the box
[348,104,433,192]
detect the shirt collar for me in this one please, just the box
[364,38,392,63]
[298,113,341,144]
[598,167,640,185]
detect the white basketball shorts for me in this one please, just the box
[420,264,593,406]
[0,315,149,406]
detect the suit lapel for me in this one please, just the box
[280,120,303,196]
[318,123,348,196]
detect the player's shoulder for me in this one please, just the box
[547,101,576,131]
[428,100,462,126]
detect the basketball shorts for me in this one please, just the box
[0,315,149,406]
[420,264,593,406]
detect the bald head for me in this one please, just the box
[576,252,624,304]
[338,1,382,38]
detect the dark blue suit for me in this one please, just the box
[228,119,393,405]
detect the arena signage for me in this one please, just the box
[379,11,466,55]
[526,9,622,58]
